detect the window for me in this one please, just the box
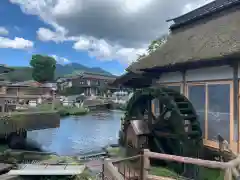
[188,83,231,143]
[188,85,206,138]
[87,80,90,85]
[207,84,230,142]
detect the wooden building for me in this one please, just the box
[117,0,240,153]
[0,80,56,111]
[125,120,150,156]
[0,65,14,112]
[57,71,117,96]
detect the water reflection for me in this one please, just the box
[27,110,123,156]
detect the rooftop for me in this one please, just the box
[128,2,240,73]
[169,0,240,30]
[9,80,56,89]
[57,71,117,82]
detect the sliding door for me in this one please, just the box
[187,81,233,149]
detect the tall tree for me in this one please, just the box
[30,54,56,83]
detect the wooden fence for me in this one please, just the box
[103,149,240,180]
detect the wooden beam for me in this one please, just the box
[145,151,231,169]
[182,70,186,95]
[232,62,239,152]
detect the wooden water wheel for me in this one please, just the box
[121,87,203,177]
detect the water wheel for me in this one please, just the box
[122,87,203,177]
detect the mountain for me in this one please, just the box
[55,63,112,77]
[1,63,113,82]
[0,67,32,82]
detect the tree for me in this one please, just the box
[30,54,56,83]
[136,34,168,60]
[147,34,168,54]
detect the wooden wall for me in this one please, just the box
[152,64,240,153]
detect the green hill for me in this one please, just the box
[0,63,113,82]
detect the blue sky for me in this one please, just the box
[0,0,129,75]
[0,0,209,75]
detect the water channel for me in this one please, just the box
[27,110,124,156]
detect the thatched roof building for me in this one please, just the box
[128,0,240,74]
[117,0,240,154]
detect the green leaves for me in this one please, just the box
[30,54,56,83]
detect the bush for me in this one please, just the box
[36,104,89,117]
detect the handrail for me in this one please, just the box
[112,155,141,163]
[103,149,240,180]
[104,159,124,180]
[145,151,231,169]
[143,149,240,180]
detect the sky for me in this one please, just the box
[0,0,213,75]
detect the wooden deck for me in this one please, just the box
[147,175,176,180]
[7,164,85,176]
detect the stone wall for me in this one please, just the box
[0,111,60,135]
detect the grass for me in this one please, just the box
[150,166,179,178]
[149,166,224,180]
[106,147,125,157]
[37,103,89,117]
[40,154,82,165]
[198,167,224,180]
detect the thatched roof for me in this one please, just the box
[128,6,240,73]
[109,72,154,88]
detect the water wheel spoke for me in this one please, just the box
[122,87,203,177]
[153,108,170,127]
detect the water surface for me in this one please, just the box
[27,110,123,156]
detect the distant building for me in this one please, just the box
[57,71,117,96]
[1,80,57,111]
[0,65,14,112]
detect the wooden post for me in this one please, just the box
[224,168,233,180]
[52,90,55,110]
[143,149,150,180]
[102,159,105,180]
[139,151,144,180]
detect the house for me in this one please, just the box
[61,94,85,107]
[115,0,240,153]
[0,80,57,110]
[57,71,117,96]
[125,120,150,156]
[0,65,14,112]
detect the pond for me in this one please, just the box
[27,110,124,156]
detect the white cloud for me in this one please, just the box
[37,28,66,43]
[10,0,213,64]
[51,54,70,64]
[73,37,147,64]
[0,27,9,36]
[0,37,34,50]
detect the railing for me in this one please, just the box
[103,149,240,180]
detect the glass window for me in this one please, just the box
[188,85,206,138]
[167,85,181,93]
[152,98,160,117]
[207,84,230,142]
